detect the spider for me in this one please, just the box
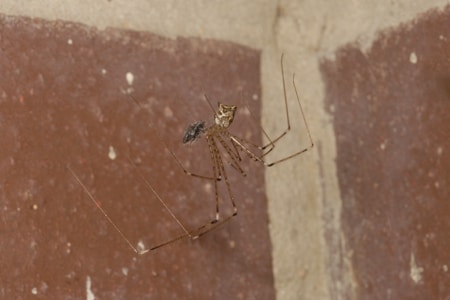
[68,54,314,254]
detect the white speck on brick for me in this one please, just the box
[410,252,424,283]
[126,72,134,85]
[108,145,117,160]
[86,276,95,300]
[409,52,418,64]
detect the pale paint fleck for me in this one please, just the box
[101,69,107,75]
[164,106,174,118]
[410,253,424,283]
[409,52,418,64]
[67,39,73,45]
[122,267,129,276]
[86,276,95,300]
[328,104,335,113]
[137,240,147,253]
[108,145,117,160]
[443,265,448,272]
[126,72,134,85]
[40,281,49,293]
[120,87,134,95]
[66,242,72,254]
[31,287,38,295]
[241,106,251,116]
[203,182,212,194]
[437,146,443,155]
[30,239,37,250]
[252,93,259,100]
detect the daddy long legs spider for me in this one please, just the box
[68,54,314,254]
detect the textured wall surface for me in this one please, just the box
[1,1,450,299]
[0,15,274,299]
[321,6,450,299]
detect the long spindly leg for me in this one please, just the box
[137,134,233,242]
[206,135,222,224]
[130,135,228,243]
[216,133,247,177]
[69,159,227,253]
[165,139,222,181]
[130,95,221,182]
[67,165,153,255]
[263,54,314,165]
[212,136,238,217]
[260,53,299,151]
[243,53,292,156]
[217,58,289,158]
[150,143,239,246]
[68,163,202,253]
[223,56,314,167]
[125,98,235,247]
[181,134,239,239]
[264,70,314,166]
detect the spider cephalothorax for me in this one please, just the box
[214,103,237,128]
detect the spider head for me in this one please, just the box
[215,103,237,128]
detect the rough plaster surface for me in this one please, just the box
[321,7,450,298]
[264,1,450,299]
[0,1,275,49]
[1,1,449,299]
